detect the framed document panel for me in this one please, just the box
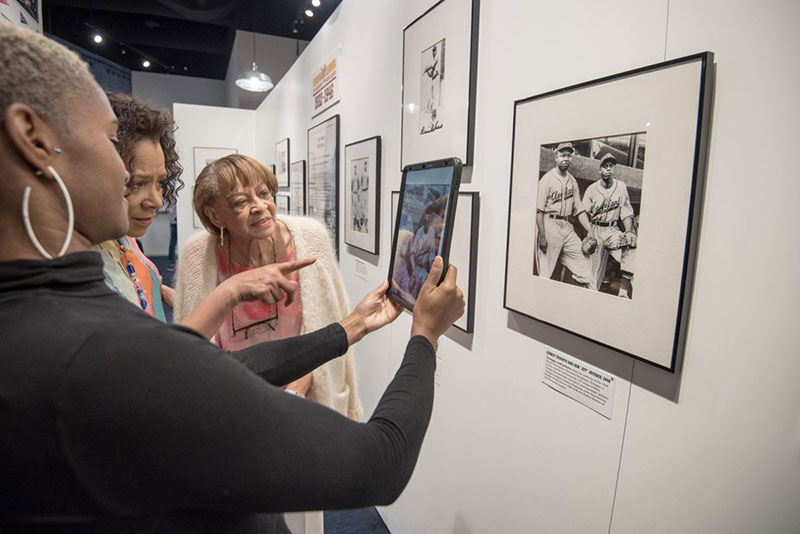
[307,115,340,257]
[344,136,381,254]
[290,160,307,216]
[504,52,714,372]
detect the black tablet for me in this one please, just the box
[387,157,462,310]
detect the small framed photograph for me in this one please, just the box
[344,136,381,254]
[193,146,238,228]
[307,115,340,257]
[275,193,290,215]
[401,0,479,168]
[290,160,307,216]
[392,190,479,332]
[504,52,714,372]
[275,138,290,188]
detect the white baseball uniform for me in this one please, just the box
[583,178,637,291]
[535,168,592,284]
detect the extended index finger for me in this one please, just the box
[277,257,316,273]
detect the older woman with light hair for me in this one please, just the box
[175,154,362,419]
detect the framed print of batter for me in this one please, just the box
[504,52,714,372]
[401,0,479,169]
[193,147,238,228]
[290,160,306,216]
[344,136,381,255]
[392,190,479,333]
[275,138,290,188]
[307,115,340,258]
[275,193,290,215]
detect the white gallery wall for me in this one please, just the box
[170,0,800,532]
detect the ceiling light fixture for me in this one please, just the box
[234,31,274,92]
[142,60,151,68]
[311,0,321,7]
[93,33,103,43]
[305,9,314,17]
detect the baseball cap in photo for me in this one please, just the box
[599,153,618,165]
[555,142,574,153]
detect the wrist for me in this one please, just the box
[340,312,368,346]
[410,325,438,352]
[219,278,241,309]
[285,389,306,399]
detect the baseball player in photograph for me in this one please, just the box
[582,153,637,297]
[535,142,594,287]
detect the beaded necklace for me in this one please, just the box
[117,238,149,312]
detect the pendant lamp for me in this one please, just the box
[235,31,273,92]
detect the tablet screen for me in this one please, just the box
[389,164,457,308]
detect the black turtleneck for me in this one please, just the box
[0,251,435,533]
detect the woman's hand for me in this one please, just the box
[161,284,175,309]
[411,256,464,351]
[226,257,316,306]
[340,279,402,345]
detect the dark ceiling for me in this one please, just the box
[43,0,343,80]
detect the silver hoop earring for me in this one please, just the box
[219,226,225,247]
[22,165,75,260]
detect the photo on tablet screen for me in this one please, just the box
[389,162,459,308]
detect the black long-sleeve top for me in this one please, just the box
[0,252,435,533]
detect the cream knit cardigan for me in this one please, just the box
[173,215,363,421]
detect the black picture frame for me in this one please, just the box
[391,190,479,332]
[400,0,480,169]
[307,115,340,258]
[275,138,290,188]
[344,135,381,255]
[503,52,715,372]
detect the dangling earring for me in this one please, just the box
[219,226,225,247]
[22,165,75,260]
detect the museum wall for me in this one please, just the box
[132,71,228,115]
[170,0,800,532]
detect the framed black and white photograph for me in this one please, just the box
[401,0,479,169]
[275,193,290,215]
[344,136,381,255]
[504,52,714,372]
[193,146,238,228]
[275,138,290,188]
[307,115,340,257]
[289,160,306,216]
[392,190,479,333]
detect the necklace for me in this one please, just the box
[117,238,149,311]
[227,236,278,339]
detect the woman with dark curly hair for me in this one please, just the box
[94,92,183,320]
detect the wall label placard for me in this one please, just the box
[541,347,616,419]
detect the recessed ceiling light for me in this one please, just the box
[92,33,103,44]
[305,9,314,17]
[142,60,151,68]
[311,0,320,7]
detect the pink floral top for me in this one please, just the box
[214,245,303,351]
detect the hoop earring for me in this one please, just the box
[219,226,225,247]
[22,166,75,260]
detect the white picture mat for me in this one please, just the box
[345,138,379,253]
[275,138,290,187]
[192,147,237,228]
[393,191,476,332]
[505,60,703,368]
[290,160,306,215]
[402,0,472,167]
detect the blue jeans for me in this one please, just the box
[168,223,177,263]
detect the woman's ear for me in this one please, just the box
[203,205,222,229]
[3,103,61,176]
